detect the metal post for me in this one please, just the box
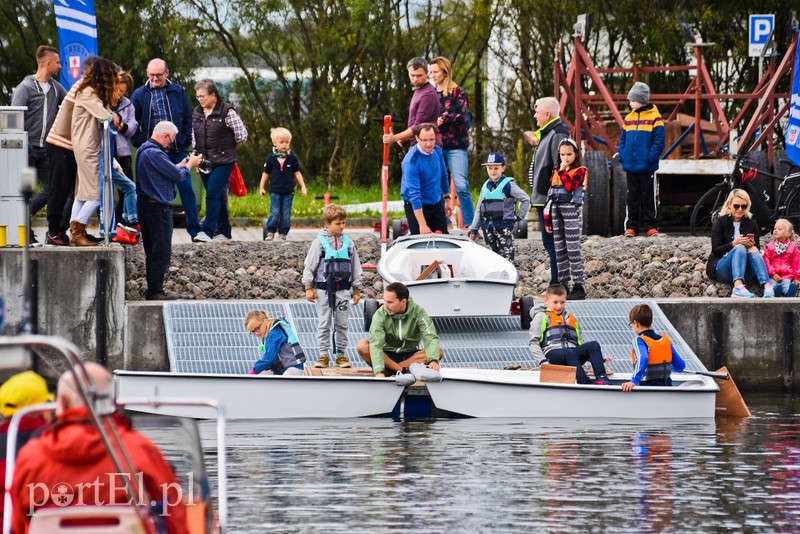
[101,119,113,245]
[381,115,391,256]
[712,311,723,370]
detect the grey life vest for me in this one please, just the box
[315,234,352,290]
[269,319,306,373]
[480,177,516,223]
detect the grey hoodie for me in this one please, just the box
[11,75,67,147]
[528,303,583,364]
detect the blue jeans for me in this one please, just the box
[443,148,473,227]
[774,279,797,297]
[715,245,770,285]
[536,205,558,284]
[167,152,200,238]
[546,341,606,384]
[266,193,294,235]
[201,163,233,239]
[112,169,137,223]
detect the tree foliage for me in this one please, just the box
[1,0,797,189]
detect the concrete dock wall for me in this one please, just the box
[0,246,126,374]
[2,247,798,390]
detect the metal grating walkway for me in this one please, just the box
[162,300,707,374]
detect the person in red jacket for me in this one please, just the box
[10,363,188,534]
[0,372,52,521]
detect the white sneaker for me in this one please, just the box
[277,234,287,241]
[193,231,212,243]
[409,362,442,382]
[395,371,416,387]
[212,234,231,241]
[264,233,275,241]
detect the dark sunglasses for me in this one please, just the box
[731,203,748,210]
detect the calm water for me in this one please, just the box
[200,394,800,532]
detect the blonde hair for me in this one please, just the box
[244,310,275,331]
[270,127,292,143]
[430,56,456,97]
[774,218,795,239]
[718,188,752,218]
[323,204,347,225]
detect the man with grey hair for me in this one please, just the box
[136,121,203,300]
[525,96,570,286]
[383,56,442,148]
[10,362,188,532]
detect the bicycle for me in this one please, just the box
[689,153,800,236]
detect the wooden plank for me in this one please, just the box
[540,364,577,384]
[416,260,441,281]
[714,366,751,417]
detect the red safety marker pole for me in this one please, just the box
[381,115,391,256]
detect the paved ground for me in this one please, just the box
[30,222,476,244]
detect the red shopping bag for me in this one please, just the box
[228,162,247,197]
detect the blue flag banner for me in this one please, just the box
[787,34,800,167]
[54,0,99,90]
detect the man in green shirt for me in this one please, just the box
[356,282,443,377]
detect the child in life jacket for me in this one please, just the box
[302,204,363,368]
[621,304,686,392]
[762,218,800,297]
[244,310,306,375]
[528,284,611,385]
[548,138,587,300]
[468,152,530,262]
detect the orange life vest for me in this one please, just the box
[631,334,673,381]
[541,310,579,348]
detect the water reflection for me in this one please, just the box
[200,395,799,532]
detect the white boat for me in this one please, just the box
[375,234,519,317]
[424,368,721,419]
[114,370,406,420]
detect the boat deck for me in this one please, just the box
[161,300,707,375]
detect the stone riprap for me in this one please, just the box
[123,235,767,300]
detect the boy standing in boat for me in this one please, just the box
[303,204,363,368]
[528,284,611,385]
[621,304,686,392]
[468,152,530,262]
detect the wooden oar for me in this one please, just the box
[712,366,751,418]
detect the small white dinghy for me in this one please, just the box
[424,368,721,419]
[374,234,519,317]
[114,370,406,420]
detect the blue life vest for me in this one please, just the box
[316,234,352,290]
[265,319,306,374]
[480,177,516,223]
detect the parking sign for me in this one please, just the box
[749,14,774,57]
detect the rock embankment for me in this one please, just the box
[123,235,751,300]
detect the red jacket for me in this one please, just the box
[763,239,800,281]
[0,416,48,520]
[10,407,188,533]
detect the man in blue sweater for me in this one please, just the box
[401,123,452,234]
[136,121,203,300]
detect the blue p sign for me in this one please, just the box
[749,14,774,57]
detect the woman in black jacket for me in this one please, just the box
[706,188,773,298]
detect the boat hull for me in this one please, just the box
[114,371,405,420]
[426,369,719,419]
[378,234,518,316]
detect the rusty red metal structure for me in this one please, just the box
[554,23,797,161]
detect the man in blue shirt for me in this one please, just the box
[131,58,200,240]
[136,121,203,300]
[401,123,452,234]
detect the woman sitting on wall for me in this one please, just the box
[705,188,774,298]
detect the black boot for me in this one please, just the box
[567,284,586,300]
